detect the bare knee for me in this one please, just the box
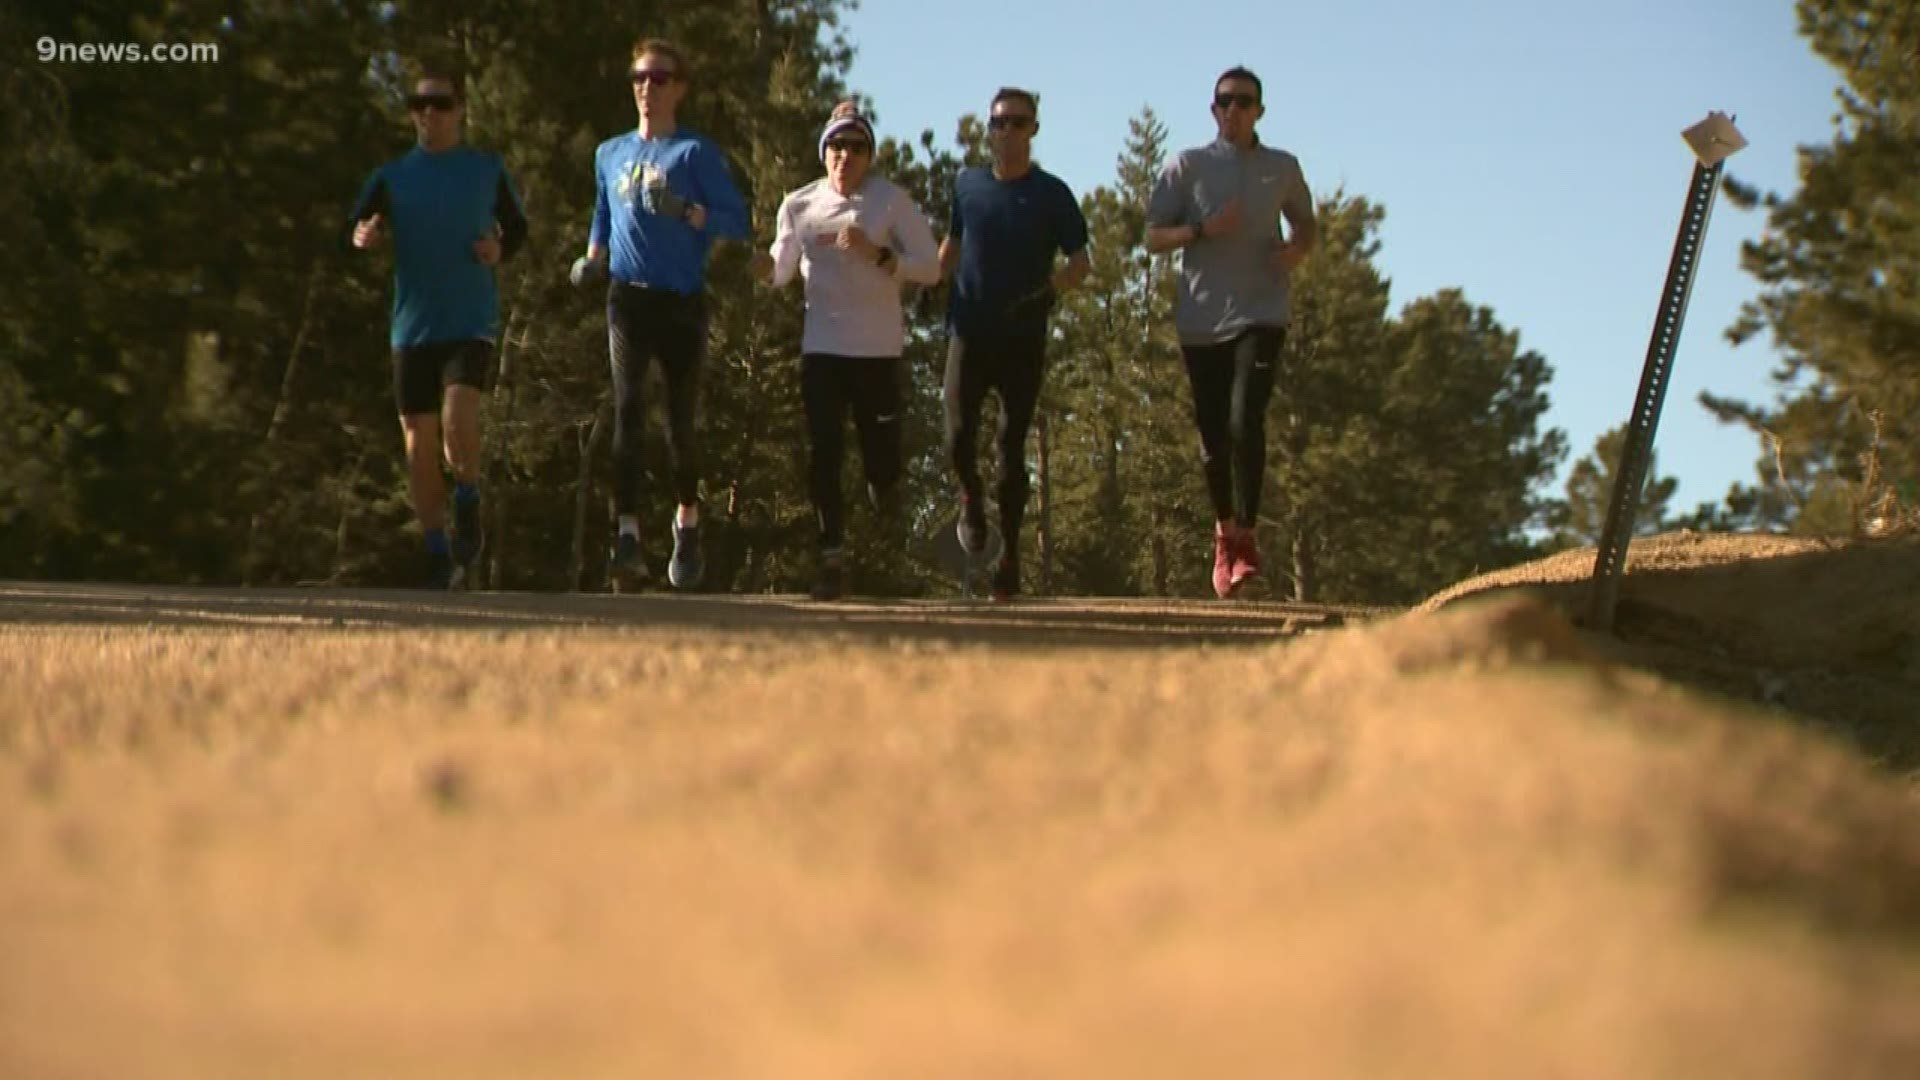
[442,388,483,468]
[400,414,441,459]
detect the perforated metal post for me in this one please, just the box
[1586,113,1746,633]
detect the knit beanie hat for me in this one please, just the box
[818,101,876,162]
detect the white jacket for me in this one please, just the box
[769,175,940,358]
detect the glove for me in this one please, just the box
[569,254,608,289]
[645,178,688,221]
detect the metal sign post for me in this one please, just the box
[1585,112,1748,633]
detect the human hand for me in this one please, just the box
[833,223,876,259]
[472,234,502,266]
[647,178,688,221]
[1268,239,1307,275]
[1201,198,1244,239]
[352,213,386,249]
[569,253,608,289]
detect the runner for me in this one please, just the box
[753,103,940,600]
[1144,65,1317,599]
[347,62,528,589]
[939,87,1090,601]
[570,38,750,591]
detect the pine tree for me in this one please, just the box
[4,6,1569,599]
[1709,0,1920,536]
[1260,200,1566,603]
[1545,424,1679,549]
[2,0,864,588]
[1050,108,1199,595]
[1259,193,1397,602]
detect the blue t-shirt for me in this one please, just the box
[946,165,1089,337]
[589,128,751,294]
[348,145,528,349]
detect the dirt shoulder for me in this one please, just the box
[1421,531,1920,770]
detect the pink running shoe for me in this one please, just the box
[1212,521,1236,600]
[1229,525,1262,591]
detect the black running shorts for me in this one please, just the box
[392,339,494,415]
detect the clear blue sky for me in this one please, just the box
[841,0,1842,512]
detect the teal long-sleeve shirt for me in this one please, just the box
[347,144,528,348]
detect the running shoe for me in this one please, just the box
[1229,525,1262,591]
[1212,521,1236,600]
[668,519,704,589]
[452,490,484,569]
[810,548,848,601]
[610,532,649,592]
[425,549,458,591]
[990,554,1020,603]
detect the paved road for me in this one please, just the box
[0,581,1392,648]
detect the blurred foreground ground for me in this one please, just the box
[2,534,1917,1078]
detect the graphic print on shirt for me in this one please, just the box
[613,160,673,213]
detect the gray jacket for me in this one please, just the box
[1147,138,1314,345]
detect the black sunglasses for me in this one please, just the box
[824,139,872,155]
[988,114,1034,132]
[406,93,458,113]
[1213,92,1259,111]
[631,68,678,86]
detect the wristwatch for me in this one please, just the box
[1190,220,1207,244]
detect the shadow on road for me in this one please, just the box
[0,581,1383,649]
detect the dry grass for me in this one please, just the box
[1421,531,1920,768]
[3,586,1918,1078]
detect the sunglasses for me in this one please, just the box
[824,139,872,155]
[988,114,1034,132]
[406,93,458,113]
[631,68,678,86]
[1213,92,1259,111]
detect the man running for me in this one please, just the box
[572,38,750,591]
[348,63,528,589]
[1145,65,1316,599]
[754,103,940,600]
[940,87,1090,601]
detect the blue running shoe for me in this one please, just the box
[452,490,483,570]
[810,548,848,602]
[610,532,649,593]
[668,519,704,590]
[425,549,457,591]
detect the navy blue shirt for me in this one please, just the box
[348,145,528,349]
[589,128,751,294]
[946,165,1089,337]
